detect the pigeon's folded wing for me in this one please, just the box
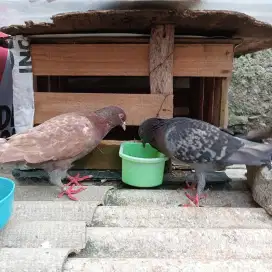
[0,113,97,164]
[164,120,244,163]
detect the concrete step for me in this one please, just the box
[64,258,272,272]
[82,227,272,258]
[91,206,272,228]
[13,201,98,222]
[14,185,113,202]
[105,189,257,207]
[13,202,270,228]
[0,221,86,250]
[0,248,74,272]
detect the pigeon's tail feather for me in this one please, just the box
[223,142,272,169]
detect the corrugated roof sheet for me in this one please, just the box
[0,0,272,26]
[1,1,272,55]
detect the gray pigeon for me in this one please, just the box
[0,106,126,200]
[138,117,272,206]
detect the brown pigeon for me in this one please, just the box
[138,117,272,207]
[0,106,126,200]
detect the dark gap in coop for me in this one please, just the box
[36,76,150,94]
[104,125,140,140]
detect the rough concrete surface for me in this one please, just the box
[91,206,272,229]
[1,174,272,271]
[13,201,99,222]
[0,248,74,272]
[247,166,272,216]
[14,185,113,202]
[0,221,86,249]
[229,49,272,133]
[105,188,257,207]
[64,258,272,272]
[84,227,272,258]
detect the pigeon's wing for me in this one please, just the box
[163,119,245,163]
[0,112,99,164]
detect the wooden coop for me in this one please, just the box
[3,9,272,171]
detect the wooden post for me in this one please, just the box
[149,25,175,95]
[149,24,175,173]
[220,77,230,128]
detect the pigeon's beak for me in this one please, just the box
[121,121,126,131]
[141,139,146,148]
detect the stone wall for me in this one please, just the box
[229,49,272,134]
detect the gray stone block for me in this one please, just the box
[14,185,113,203]
[91,206,272,228]
[105,189,257,207]
[0,248,74,272]
[64,258,272,272]
[84,227,272,258]
[0,221,86,250]
[13,201,99,222]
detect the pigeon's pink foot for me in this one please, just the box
[58,185,81,201]
[58,173,93,201]
[184,192,207,207]
[184,181,196,190]
[66,173,92,188]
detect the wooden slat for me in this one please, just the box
[73,140,122,170]
[212,78,223,126]
[220,77,230,128]
[174,44,233,77]
[149,25,175,174]
[34,92,173,125]
[149,25,175,95]
[30,36,242,45]
[31,44,234,77]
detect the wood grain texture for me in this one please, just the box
[31,44,234,77]
[149,25,174,95]
[34,92,173,125]
[220,77,230,128]
[174,44,233,77]
[212,78,222,127]
[73,140,122,170]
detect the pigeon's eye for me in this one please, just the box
[119,113,125,121]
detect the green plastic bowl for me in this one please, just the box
[119,142,168,188]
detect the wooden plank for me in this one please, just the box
[149,25,175,95]
[31,44,234,77]
[199,78,205,120]
[212,78,223,126]
[34,92,173,125]
[174,44,233,77]
[149,25,175,174]
[73,140,122,170]
[30,35,242,45]
[220,77,230,128]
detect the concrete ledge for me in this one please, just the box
[84,227,272,258]
[13,201,99,222]
[64,258,272,272]
[0,221,86,250]
[91,207,272,228]
[14,185,113,202]
[0,248,75,272]
[105,189,257,207]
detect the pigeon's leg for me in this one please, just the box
[184,173,197,190]
[48,170,88,201]
[57,173,92,201]
[185,172,207,207]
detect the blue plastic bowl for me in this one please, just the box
[0,177,15,229]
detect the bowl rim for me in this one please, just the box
[0,177,15,204]
[119,141,169,164]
